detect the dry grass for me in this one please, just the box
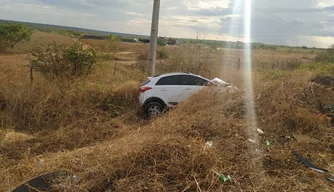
[0,35,333,191]
[10,31,77,54]
[1,69,333,191]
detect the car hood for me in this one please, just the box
[211,77,238,93]
[211,77,230,86]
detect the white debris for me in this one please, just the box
[257,129,264,135]
[247,138,256,143]
[211,77,230,87]
[38,159,45,167]
[205,141,213,147]
[72,175,80,183]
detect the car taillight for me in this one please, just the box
[140,87,152,93]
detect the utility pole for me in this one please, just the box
[148,0,160,76]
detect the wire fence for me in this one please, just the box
[205,56,315,71]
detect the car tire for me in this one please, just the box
[145,102,164,118]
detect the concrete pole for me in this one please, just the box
[148,0,160,76]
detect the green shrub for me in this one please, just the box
[31,42,97,80]
[157,38,167,46]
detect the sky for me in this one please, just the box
[0,0,333,48]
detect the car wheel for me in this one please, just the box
[145,102,164,118]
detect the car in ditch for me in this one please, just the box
[139,72,234,118]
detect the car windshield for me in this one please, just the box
[1,0,333,191]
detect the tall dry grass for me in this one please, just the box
[1,67,333,191]
[0,36,333,192]
[0,57,146,171]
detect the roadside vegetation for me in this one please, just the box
[0,25,333,191]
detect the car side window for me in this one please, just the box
[155,75,179,85]
[179,75,209,86]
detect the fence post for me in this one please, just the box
[30,62,34,84]
[238,58,241,70]
[114,62,117,75]
[276,58,278,67]
[281,60,284,70]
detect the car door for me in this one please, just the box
[177,75,210,102]
[154,75,184,106]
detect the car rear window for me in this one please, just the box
[141,79,151,86]
[156,75,179,85]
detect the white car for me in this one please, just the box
[139,72,231,118]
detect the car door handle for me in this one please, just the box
[160,89,167,91]
[185,88,191,91]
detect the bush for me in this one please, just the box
[31,42,97,80]
[157,38,167,46]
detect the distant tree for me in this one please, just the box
[157,38,167,46]
[0,23,32,50]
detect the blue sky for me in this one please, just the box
[0,0,333,48]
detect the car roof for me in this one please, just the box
[152,72,205,79]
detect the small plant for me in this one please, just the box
[31,42,97,80]
[102,35,120,53]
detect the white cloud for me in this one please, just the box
[187,0,230,10]
[317,0,334,8]
[124,12,145,17]
[160,15,221,30]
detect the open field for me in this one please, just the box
[0,31,333,191]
